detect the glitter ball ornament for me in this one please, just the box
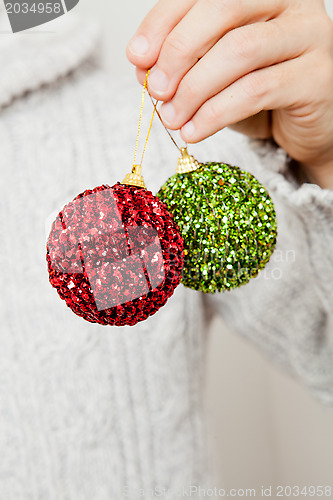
[157,148,277,293]
[46,176,184,326]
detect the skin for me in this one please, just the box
[126,0,333,190]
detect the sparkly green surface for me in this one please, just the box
[157,162,277,293]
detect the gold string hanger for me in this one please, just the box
[147,92,200,174]
[122,70,158,188]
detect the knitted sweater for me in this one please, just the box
[0,12,332,500]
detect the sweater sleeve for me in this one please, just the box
[204,136,333,408]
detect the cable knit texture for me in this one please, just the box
[0,13,332,500]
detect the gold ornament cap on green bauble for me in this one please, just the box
[156,147,278,293]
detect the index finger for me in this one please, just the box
[126,0,196,69]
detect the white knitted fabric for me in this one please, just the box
[0,12,332,500]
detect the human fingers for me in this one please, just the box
[179,53,319,143]
[126,0,196,70]
[146,0,286,100]
[136,66,150,86]
[158,18,308,130]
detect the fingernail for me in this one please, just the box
[182,121,195,140]
[128,35,150,56]
[160,102,176,125]
[148,68,169,94]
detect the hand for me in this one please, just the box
[127,0,333,189]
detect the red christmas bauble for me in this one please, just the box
[46,183,184,326]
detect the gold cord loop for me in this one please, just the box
[122,70,157,188]
[147,92,200,173]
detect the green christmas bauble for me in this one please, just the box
[156,149,277,293]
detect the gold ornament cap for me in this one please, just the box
[177,147,200,174]
[122,164,147,189]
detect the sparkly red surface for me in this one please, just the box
[46,183,184,326]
